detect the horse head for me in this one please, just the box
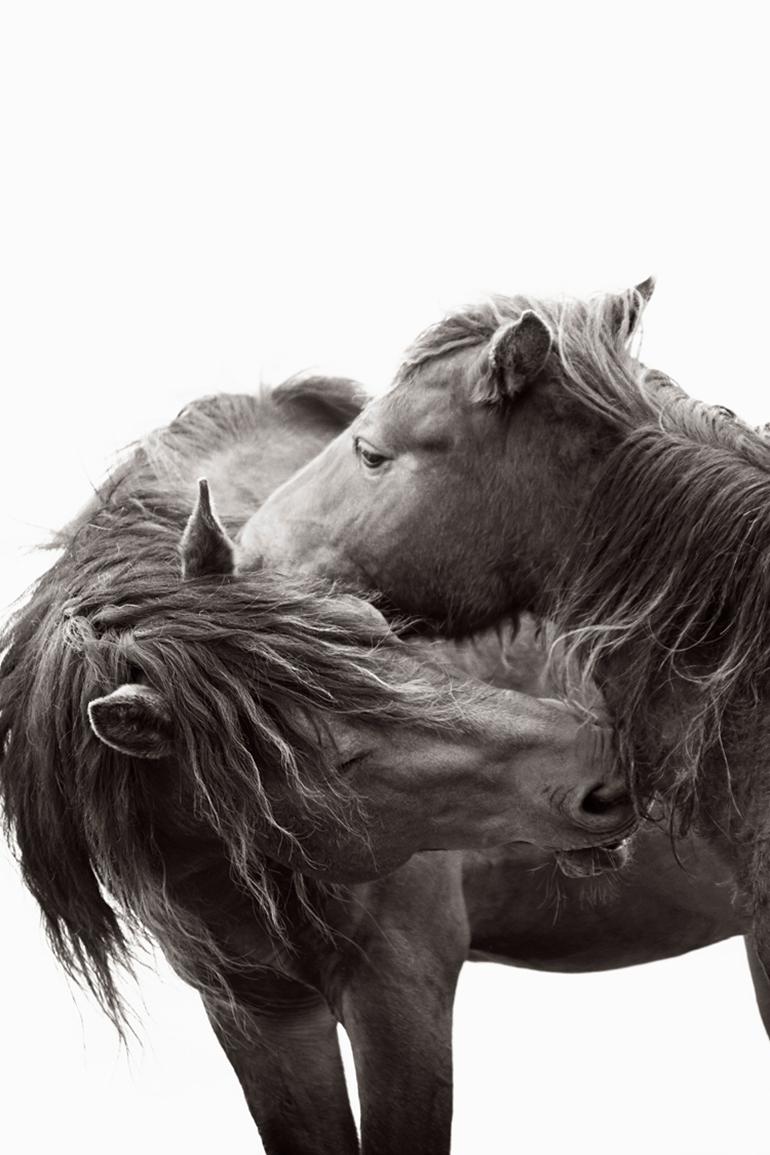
[236,280,658,632]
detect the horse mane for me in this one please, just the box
[398,298,520,375]
[272,373,367,426]
[552,426,770,825]
[54,377,364,551]
[0,384,449,1026]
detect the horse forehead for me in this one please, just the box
[406,346,483,397]
[376,363,478,447]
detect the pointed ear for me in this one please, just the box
[609,276,656,341]
[483,310,553,402]
[88,684,174,759]
[635,276,656,304]
[180,479,236,578]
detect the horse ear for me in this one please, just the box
[88,684,174,759]
[180,478,236,578]
[484,311,553,402]
[609,276,656,341]
[635,276,656,303]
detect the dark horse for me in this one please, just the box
[0,382,633,1155]
[240,284,770,1043]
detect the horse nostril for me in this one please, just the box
[580,781,631,817]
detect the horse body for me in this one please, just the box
[181,832,741,1155]
[463,830,743,973]
[1,381,638,1155]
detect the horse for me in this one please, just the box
[238,284,770,1042]
[0,381,635,1155]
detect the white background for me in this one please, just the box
[2,3,770,1152]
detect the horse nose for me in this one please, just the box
[571,777,636,833]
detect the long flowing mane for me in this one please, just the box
[0,386,450,1024]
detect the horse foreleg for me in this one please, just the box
[339,855,469,1155]
[745,933,770,1039]
[203,991,359,1155]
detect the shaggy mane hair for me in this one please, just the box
[272,373,367,426]
[553,425,770,826]
[0,384,449,1026]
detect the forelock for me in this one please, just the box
[396,296,525,382]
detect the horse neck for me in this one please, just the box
[147,837,351,999]
[554,418,770,824]
[500,388,620,616]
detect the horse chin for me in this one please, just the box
[555,836,635,879]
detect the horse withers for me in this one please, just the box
[0,384,633,1155]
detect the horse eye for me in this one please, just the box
[354,437,389,470]
[361,448,387,469]
[337,750,370,775]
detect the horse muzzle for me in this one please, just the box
[556,833,636,878]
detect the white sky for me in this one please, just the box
[2,3,769,1152]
